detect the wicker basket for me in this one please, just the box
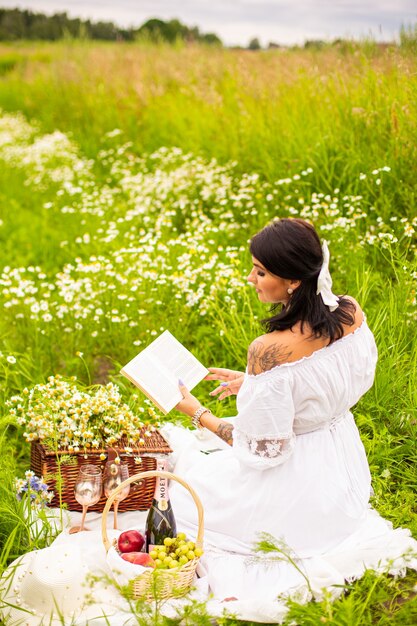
[102,470,204,600]
[30,431,172,512]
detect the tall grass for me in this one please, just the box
[0,41,416,212]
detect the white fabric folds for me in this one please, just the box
[233,370,296,469]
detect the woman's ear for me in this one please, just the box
[290,279,301,291]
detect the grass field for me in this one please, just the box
[0,40,416,625]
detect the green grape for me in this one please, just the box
[153,533,202,568]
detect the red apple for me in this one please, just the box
[121,552,155,566]
[118,529,145,553]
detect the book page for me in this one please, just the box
[122,351,181,413]
[121,330,209,414]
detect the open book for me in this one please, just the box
[120,330,209,414]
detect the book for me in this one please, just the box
[120,330,209,414]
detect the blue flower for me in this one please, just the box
[14,472,54,509]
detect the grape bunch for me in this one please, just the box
[149,533,203,569]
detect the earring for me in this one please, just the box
[287,287,294,295]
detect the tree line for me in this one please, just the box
[1,8,404,49]
[0,9,223,45]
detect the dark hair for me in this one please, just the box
[249,218,356,342]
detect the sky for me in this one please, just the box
[1,0,416,47]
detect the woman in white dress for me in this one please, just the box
[165,217,417,613]
[1,218,416,625]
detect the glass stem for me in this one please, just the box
[80,505,88,531]
[113,500,119,530]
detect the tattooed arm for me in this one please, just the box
[194,411,234,446]
[175,339,293,446]
[213,420,234,445]
[196,335,293,445]
[247,338,293,375]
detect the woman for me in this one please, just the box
[163,218,417,612]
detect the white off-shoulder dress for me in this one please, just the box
[162,319,417,619]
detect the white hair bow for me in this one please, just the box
[316,241,339,312]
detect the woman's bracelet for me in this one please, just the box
[191,406,212,429]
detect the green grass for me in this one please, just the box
[0,41,416,207]
[0,39,416,625]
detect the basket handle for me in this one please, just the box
[101,470,204,552]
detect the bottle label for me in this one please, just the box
[155,458,169,509]
[158,498,168,511]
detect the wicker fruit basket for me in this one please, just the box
[102,470,204,600]
[30,431,172,512]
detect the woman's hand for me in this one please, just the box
[206,368,245,400]
[175,381,201,417]
[205,367,244,382]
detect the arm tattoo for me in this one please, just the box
[216,422,234,446]
[247,340,293,375]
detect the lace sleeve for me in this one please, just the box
[233,370,296,470]
[233,428,296,469]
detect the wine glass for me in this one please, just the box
[69,464,102,534]
[103,461,130,530]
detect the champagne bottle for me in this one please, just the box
[145,457,177,551]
